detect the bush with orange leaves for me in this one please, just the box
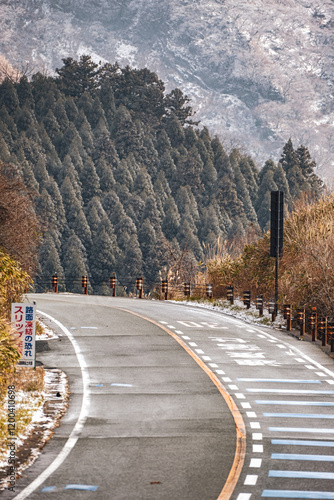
[207,195,334,318]
[0,162,40,276]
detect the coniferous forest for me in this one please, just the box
[0,56,323,294]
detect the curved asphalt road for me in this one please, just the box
[4,294,334,499]
[4,295,237,500]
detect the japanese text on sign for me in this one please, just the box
[11,303,36,368]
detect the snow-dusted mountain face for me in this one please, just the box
[0,0,333,178]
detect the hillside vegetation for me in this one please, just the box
[0,0,334,176]
[207,194,334,317]
[0,56,322,293]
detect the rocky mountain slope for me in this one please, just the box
[0,0,333,179]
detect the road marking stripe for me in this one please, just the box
[264,413,334,419]
[269,427,334,433]
[272,440,334,447]
[271,454,334,461]
[110,383,133,387]
[256,401,334,406]
[248,389,334,394]
[244,475,258,485]
[269,471,334,479]
[241,402,252,409]
[238,379,321,384]
[253,445,263,452]
[250,458,262,467]
[14,310,91,500]
[252,433,263,440]
[64,484,98,491]
[262,490,334,498]
[112,306,246,500]
[246,412,257,418]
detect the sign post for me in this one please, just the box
[270,191,284,320]
[11,303,36,368]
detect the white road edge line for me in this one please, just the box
[13,310,91,499]
[251,326,334,379]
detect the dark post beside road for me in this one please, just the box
[270,191,284,321]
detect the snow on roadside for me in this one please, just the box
[171,297,286,329]
[0,369,68,490]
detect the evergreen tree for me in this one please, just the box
[162,196,181,239]
[164,113,185,147]
[164,88,196,125]
[95,157,115,193]
[62,232,89,293]
[99,80,116,129]
[234,164,258,224]
[0,105,18,141]
[16,76,35,110]
[279,139,306,200]
[59,155,82,201]
[37,232,64,292]
[120,233,143,282]
[113,105,140,158]
[273,163,292,208]
[45,177,67,230]
[142,195,161,232]
[0,137,11,162]
[56,55,101,98]
[15,105,36,133]
[138,219,160,283]
[125,194,145,226]
[80,157,101,204]
[296,145,323,198]
[198,205,221,245]
[89,217,118,292]
[0,79,20,115]
[238,156,259,204]
[101,191,123,224]
[34,156,50,190]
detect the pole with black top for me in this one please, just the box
[161,279,168,300]
[136,277,143,298]
[256,295,264,316]
[283,304,292,331]
[227,284,234,304]
[82,275,88,295]
[52,273,58,293]
[270,191,284,321]
[110,274,116,297]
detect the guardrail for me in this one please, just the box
[34,275,334,349]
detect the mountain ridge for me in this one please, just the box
[0,0,333,178]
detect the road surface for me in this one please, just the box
[4,294,334,499]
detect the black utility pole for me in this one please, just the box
[270,191,284,320]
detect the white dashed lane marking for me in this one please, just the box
[158,317,334,500]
